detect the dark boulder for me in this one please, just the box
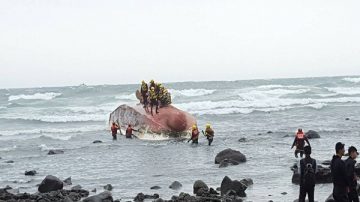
[291,164,332,184]
[25,170,37,176]
[83,191,113,202]
[5,160,14,163]
[150,186,161,190]
[322,160,331,166]
[305,130,320,139]
[134,193,159,201]
[38,175,64,193]
[169,181,182,190]
[238,137,246,142]
[215,149,246,164]
[220,176,247,197]
[63,177,72,186]
[48,150,64,155]
[219,159,240,168]
[93,140,102,144]
[240,178,253,187]
[92,188,97,193]
[103,184,113,191]
[193,180,208,195]
[325,194,335,202]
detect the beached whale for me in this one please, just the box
[109,104,196,138]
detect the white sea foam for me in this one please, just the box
[175,96,360,115]
[326,87,360,95]
[115,93,137,101]
[343,77,360,83]
[169,89,216,97]
[8,92,62,101]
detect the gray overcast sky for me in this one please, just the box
[1,0,360,88]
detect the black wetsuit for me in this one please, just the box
[345,157,359,202]
[331,155,349,202]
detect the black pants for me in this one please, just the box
[349,187,359,202]
[295,149,304,158]
[192,139,198,144]
[299,185,314,202]
[333,186,349,202]
[142,93,148,106]
[207,138,213,146]
[150,99,158,115]
[112,134,117,140]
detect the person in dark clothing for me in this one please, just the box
[149,87,159,116]
[345,146,359,202]
[291,128,311,158]
[140,80,149,109]
[331,142,349,202]
[110,122,119,140]
[299,146,317,202]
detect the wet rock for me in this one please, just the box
[345,118,350,120]
[134,193,159,201]
[238,137,246,142]
[38,175,64,193]
[305,130,320,139]
[92,188,97,193]
[5,160,14,163]
[193,180,209,195]
[25,170,37,176]
[220,176,247,197]
[154,199,164,202]
[291,164,332,184]
[93,140,102,144]
[219,159,240,168]
[169,181,182,190]
[322,160,331,165]
[48,149,64,155]
[150,186,161,190]
[103,184,113,191]
[325,194,335,202]
[209,187,219,195]
[71,185,82,190]
[267,131,273,134]
[63,177,72,186]
[83,191,113,202]
[240,178,253,187]
[281,192,287,195]
[215,148,246,165]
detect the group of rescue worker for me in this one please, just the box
[140,80,172,116]
[110,121,215,146]
[188,124,215,146]
[110,122,137,140]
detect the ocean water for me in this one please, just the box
[0,76,360,202]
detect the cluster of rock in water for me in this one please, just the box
[4,130,360,201]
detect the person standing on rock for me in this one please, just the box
[188,125,199,144]
[149,87,159,116]
[110,122,119,140]
[140,80,149,110]
[345,146,359,202]
[298,145,317,202]
[291,129,311,158]
[331,142,349,202]
[203,124,214,146]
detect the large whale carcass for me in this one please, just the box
[109,102,197,139]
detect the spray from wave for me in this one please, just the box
[343,77,360,83]
[169,89,215,97]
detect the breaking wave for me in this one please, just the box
[8,92,62,101]
[326,87,360,95]
[343,77,360,83]
[169,89,216,97]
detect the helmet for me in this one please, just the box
[151,87,155,90]
[142,80,145,83]
[298,128,302,132]
[157,83,162,87]
[150,79,154,83]
[192,125,197,129]
[206,124,211,128]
